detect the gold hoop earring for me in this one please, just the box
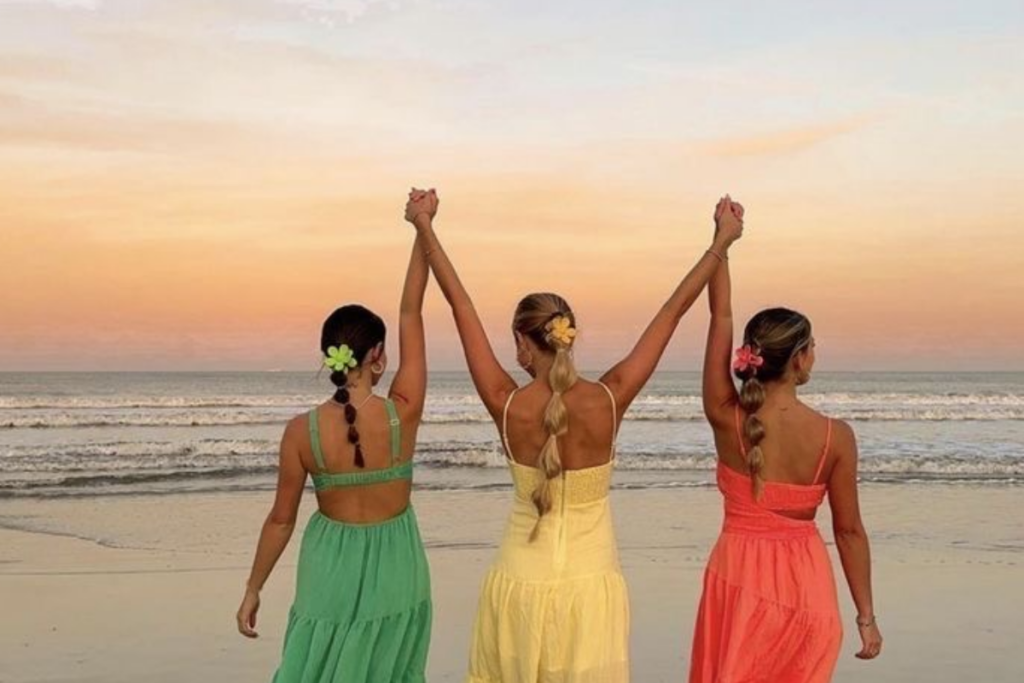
[371,362,385,375]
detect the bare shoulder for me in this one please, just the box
[801,403,844,429]
[283,413,309,445]
[574,377,617,404]
[828,418,857,456]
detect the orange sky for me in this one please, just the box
[1,1,1022,371]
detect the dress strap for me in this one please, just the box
[500,389,519,462]
[308,408,326,472]
[385,399,402,464]
[733,404,748,459]
[813,418,833,484]
[596,381,618,460]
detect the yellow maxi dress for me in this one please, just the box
[466,382,630,683]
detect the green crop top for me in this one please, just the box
[308,398,413,491]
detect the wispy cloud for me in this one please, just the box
[277,0,409,25]
[0,90,267,153]
[697,115,877,158]
[0,53,85,82]
[0,0,98,8]
[0,2,1021,369]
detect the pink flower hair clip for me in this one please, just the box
[733,345,764,375]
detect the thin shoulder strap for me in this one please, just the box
[596,381,618,460]
[384,399,402,465]
[733,404,748,459]
[500,389,518,462]
[308,408,326,472]
[813,418,833,484]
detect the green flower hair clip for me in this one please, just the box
[324,344,359,373]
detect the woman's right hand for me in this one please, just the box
[236,588,260,639]
[714,195,744,246]
[855,620,883,660]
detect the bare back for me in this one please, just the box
[714,400,833,519]
[501,379,618,470]
[296,398,421,523]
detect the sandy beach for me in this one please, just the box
[1,482,1021,683]
[3,0,1023,679]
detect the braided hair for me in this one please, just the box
[734,307,812,498]
[512,293,579,541]
[321,305,386,468]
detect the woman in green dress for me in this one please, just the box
[236,192,437,682]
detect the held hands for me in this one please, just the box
[405,187,439,226]
[236,587,260,639]
[713,195,744,247]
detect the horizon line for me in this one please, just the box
[2,368,1022,375]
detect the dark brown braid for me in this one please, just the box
[331,384,364,468]
[321,304,387,469]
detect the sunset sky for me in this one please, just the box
[1,0,1022,371]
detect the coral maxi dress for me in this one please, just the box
[689,407,843,683]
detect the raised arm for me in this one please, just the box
[827,420,883,660]
[236,418,307,638]
[387,233,430,416]
[405,189,517,419]
[600,196,744,414]
[702,198,743,427]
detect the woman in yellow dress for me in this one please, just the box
[405,189,744,682]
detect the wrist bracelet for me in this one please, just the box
[706,248,727,263]
[856,615,877,628]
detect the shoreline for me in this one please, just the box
[2,485,1021,682]
[1,472,1020,505]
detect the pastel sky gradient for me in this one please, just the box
[1,0,1022,371]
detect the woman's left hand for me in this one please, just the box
[855,621,883,660]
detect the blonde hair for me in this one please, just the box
[735,308,812,499]
[513,293,579,541]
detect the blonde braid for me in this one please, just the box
[734,307,814,499]
[738,375,767,499]
[511,293,580,542]
[530,334,578,541]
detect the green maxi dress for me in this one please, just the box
[272,400,432,682]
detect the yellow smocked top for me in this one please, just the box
[502,381,618,507]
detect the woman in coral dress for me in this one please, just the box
[689,197,883,682]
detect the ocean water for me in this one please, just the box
[1,371,1022,499]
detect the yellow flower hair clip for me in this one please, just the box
[546,315,577,347]
[324,344,359,373]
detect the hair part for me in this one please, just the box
[734,307,812,498]
[513,293,579,541]
[321,305,386,468]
